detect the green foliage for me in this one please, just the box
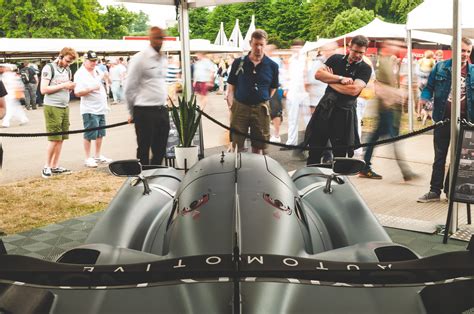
[99,5,138,39]
[129,10,149,33]
[0,0,105,38]
[169,94,202,147]
[0,0,425,42]
[166,25,180,37]
[325,7,375,37]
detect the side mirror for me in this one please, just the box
[109,159,142,177]
[332,158,365,176]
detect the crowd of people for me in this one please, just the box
[0,25,469,206]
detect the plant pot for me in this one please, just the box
[174,146,199,169]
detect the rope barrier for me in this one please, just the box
[196,107,449,151]
[0,121,129,138]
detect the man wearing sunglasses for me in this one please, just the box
[40,47,77,178]
[418,37,474,203]
[305,35,372,165]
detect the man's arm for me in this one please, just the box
[329,79,366,97]
[226,84,234,108]
[0,97,5,119]
[123,55,142,120]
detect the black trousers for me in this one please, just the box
[430,123,450,195]
[307,107,355,165]
[133,106,170,165]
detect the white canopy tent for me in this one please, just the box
[302,18,453,53]
[0,38,241,59]
[242,15,256,51]
[214,22,228,46]
[407,0,474,38]
[228,19,244,49]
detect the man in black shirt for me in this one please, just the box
[305,35,372,165]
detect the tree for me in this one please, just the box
[188,7,210,39]
[129,10,149,34]
[325,7,374,37]
[307,0,350,39]
[99,5,138,39]
[0,0,104,38]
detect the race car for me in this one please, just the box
[0,153,473,313]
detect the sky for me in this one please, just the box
[98,0,177,29]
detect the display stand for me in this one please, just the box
[443,124,474,243]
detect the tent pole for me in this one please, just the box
[179,1,192,100]
[407,29,414,132]
[448,0,462,236]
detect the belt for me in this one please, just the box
[134,106,167,110]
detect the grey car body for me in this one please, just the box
[0,153,473,313]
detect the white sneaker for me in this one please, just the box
[41,167,52,178]
[270,136,281,143]
[85,158,98,168]
[95,155,113,164]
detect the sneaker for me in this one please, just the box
[270,136,281,143]
[85,158,98,168]
[94,155,113,164]
[358,169,383,179]
[51,167,72,174]
[41,167,52,178]
[417,191,441,203]
[402,172,419,182]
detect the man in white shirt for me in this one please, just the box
[74,50,113,168]
[124,26,169,165]
[109,59,126,104]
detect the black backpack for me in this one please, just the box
[20,69,30,84]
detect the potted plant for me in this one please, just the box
[169,93,202,169]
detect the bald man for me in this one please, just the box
[124,26,170,165]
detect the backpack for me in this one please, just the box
[20,70,30,84]
[47,63,72,86]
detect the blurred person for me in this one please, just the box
[109,59,126,104]
[125,26,170,166]
[20,62,38,110]
[165,55,182,104]
[40,47,77,178]
[74,51,113,168]
[281,39,310,149]
[0,64,28,128]
[265,44,284,143]
[216,57,227,95]
[359,40,417,181]
[193,53,215,110]
[96,58,110,95]
[415,50,436,121]
[435,50,444,63]
[0,80,6,119]
[227,29,279,154]
[305,35,372,165]
[354,55,375,156]
[418,37,474,202]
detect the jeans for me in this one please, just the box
[363,108,412,176]
[430,123,450,195]
[111,81,123,102]
[24,83,37,109]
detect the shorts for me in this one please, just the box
[193,81,209,96]
[230,99,270,151]
[44,105,70,141]
[82,113,106,140]
[269,91,282,120]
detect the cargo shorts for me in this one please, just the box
[230,99,270,151]
[44,105,70,141]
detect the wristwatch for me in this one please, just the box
[338,75,344,82]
